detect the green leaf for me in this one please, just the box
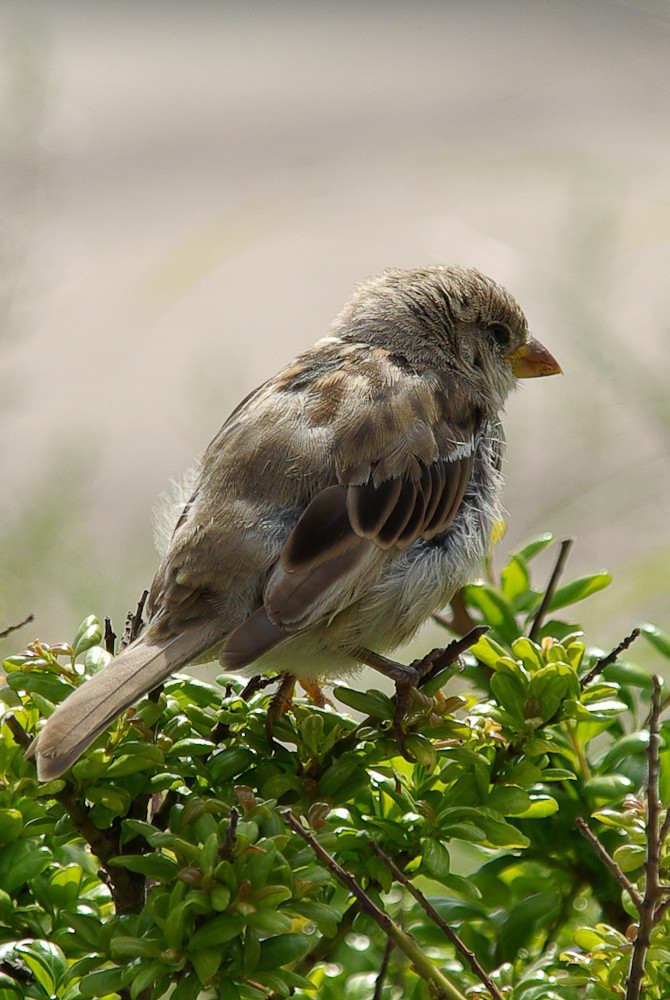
[130,961,168,999]
[421,838,450,878]
[0,842,52,894]
[584,774,634,802]
[547,572,611,611]
[516,533,554,561]
[170,972,202,1000]
[291,900,341,937]
[72,616,103,657]
[598,731,650,770]
[403,734,437,769]
[521,795,559,818]
[333,687,395,719]
[83,785,131,814]
[168,738,214,758]
[437,806,529,848]
[107,743,165,776]
[462,582,520,641]
[188,913,245,950]
[79,966,127,998]
[512,637,544,673]
[15,940,67,995]
[487,786,532,816]
[209,746,256,784]
[256,932,312,971]
[111,936,161,960]
[47,863,83,908]
[0,809,23,845]
[641,622,670,661]
[318,754,362,797]
[108,853,180,881]
[612,844,646,874]
[501,555,530,604]
[246,909,293,935]
[191,947,222,984]
[470,634,510,668]
[84,645,112,673]
[65,913,103,951]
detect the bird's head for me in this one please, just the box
[332,265,561,413]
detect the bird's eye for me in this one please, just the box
[487,323,511,352]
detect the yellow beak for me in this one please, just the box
[506,336,562,378]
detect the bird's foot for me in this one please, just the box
[264,675,333,747]
[265,673,296,745]
[356,625,488,761]
[298,678,333,708]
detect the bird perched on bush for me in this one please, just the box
[28,265,560,779]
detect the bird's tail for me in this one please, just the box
[27,623,221,780]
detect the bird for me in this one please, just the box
[28,265,561,780]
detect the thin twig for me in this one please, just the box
[433,589,477,637]
[283,811,468,1000]
[4,714,31,750]
[103,617,117,655]
[373,938,394,1000]
[120,590,148,651]
[240,674,276,700]
[653,894,670,924]
[220,806,239,861]
[625,675,663,1000]
[0,613,34,639]
[528,538,573,641]
[368,841,505,1000]
[419,625,490,686]
[659,799,670,854]
[580,627,641,689]
[575,817,643,910]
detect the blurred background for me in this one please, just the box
[1,0,669,670]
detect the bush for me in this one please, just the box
[1,534,669,1000]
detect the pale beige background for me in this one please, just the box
[1,0,669,668]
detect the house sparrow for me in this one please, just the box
[28,266,560,779]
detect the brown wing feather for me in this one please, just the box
[221,606,290,670]
[267,542,370,627]
[424,453,474,538]
[281,485,357,572]
[346,478,403,537]
[221,355,483,667]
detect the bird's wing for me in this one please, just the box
[222,346,483,667]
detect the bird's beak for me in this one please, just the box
[506,336,562,378]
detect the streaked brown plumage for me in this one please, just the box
[28,266,561,779]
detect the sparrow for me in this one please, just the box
[28,266,561,780]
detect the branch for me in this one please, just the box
[55,785,145,916]
[367,840,505,1000]
[103,617,117,655]
[419,625,490,686]
[433,589,477,637]
[0,613,34,639]
[626,675,664,1000]
[119,590,148,651]
[580,627,641,689]
[575,817,643,910]
[373,938,394,1000]
[528,539,573,641]
[4,714,31,750]
[219,806,239,861]
[283,811,468,1000]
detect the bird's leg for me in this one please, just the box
[353,626,488,759]
[265,673,296,745]
[298,678,333,708]
[263,676,332,748]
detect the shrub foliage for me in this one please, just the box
[1,534,669,1000]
